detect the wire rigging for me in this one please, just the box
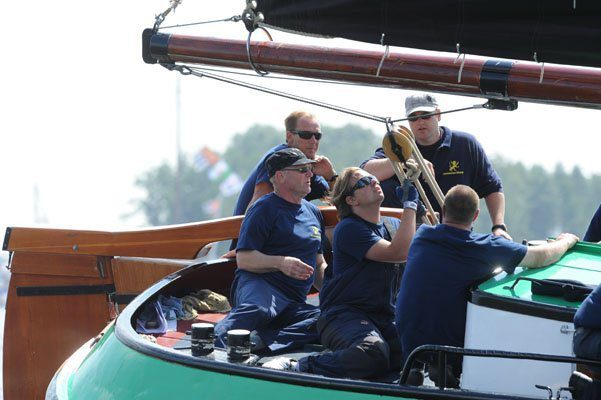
[164,63,486,127]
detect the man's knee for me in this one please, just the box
[215,303,272,343]
[354,335,391,375]
[574,327,601,361]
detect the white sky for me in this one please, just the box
[2,0,600,235]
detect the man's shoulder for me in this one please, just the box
[444,127,478,144]
[258,143,289,163]
[300,199,323,217]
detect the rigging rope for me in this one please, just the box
[168,64,390,123]
[159,15,242,30]
[165,63,487,127]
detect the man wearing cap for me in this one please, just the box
[233,110,337,216]
[214,148,328,354]
[361,93,510,240]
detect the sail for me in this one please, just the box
[255,0,601,69]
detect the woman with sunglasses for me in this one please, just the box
[264,167,418,380]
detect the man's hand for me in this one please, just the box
[492,227,513,241]
[221,249,236,259]
[313,155,336,180]
[280,257,314,280]
[555,233,579,248]
[395,179,419,210]
[405,159,421,181]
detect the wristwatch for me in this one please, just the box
[491,224,508,232]
[328,174,339,183]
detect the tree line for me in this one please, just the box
[133,123,601,242]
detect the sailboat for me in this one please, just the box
[4,0,601,398]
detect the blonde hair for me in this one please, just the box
[329,167,361,220]
[284,111,316,132]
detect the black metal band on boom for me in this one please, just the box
[479,60,514,97]
[143,29,172,64]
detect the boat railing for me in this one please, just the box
[400,344,601,390]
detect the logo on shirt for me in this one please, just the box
[443,160,464,176]
[310,226,321,239]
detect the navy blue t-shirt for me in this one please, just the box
[395,224,527,361]
[360,127,502,211]
[583,204,601,243]
[236,193,325,303]
[233,144,330,215]
[574,284,601,329]
[320,215,401,318]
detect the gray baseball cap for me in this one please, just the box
[405,94,438,117]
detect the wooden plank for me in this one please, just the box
[10,252,105,278]
[3,273,113,400]
[112,257,193,294]
[4,216,245,259]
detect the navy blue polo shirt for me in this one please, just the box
[235,193,325,303]
[584,204,601,243]
[360,127,502,211]
[574,284,601,329]
[233,144,330,215]
[320,215,401,318]
[395,224,527,362]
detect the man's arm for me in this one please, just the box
[518,233,579,269]
[312,253,328,291]
[363,158,396,181]
[485,191,512,240]
[247,182,273,212]
[365,180,419,262]
[236,249,314,280]
[365,209,416,262]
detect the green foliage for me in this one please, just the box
[474,158,601,241]
[134,123,601,243]
[318,123,382,173]
[134,157,221,226]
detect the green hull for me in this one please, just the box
[56,325,416,400]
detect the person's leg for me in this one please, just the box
[574,327,601,376]
[214,279,285,348]
[261,302,321,353]
[297,311,391,379]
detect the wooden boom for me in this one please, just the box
[143,30,601,110]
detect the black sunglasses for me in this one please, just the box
[351,175,377,193]
[291,130,323,140]
[407,113,434,122]
[283,165,314,174]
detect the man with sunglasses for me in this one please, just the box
[395,185,578,386]
[361,93,509,240]
[232,110,337,217]
[264,167,418,379]
[215,148,328,354]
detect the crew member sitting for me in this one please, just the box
[571,283,601,399]
[214,148,328,353]
[395,184,579,386]
[264,167,418,379]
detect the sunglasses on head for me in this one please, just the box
[291,130,323,140]
[351,175,377,193]
[407,113,434,122]
[283,165,314,174]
